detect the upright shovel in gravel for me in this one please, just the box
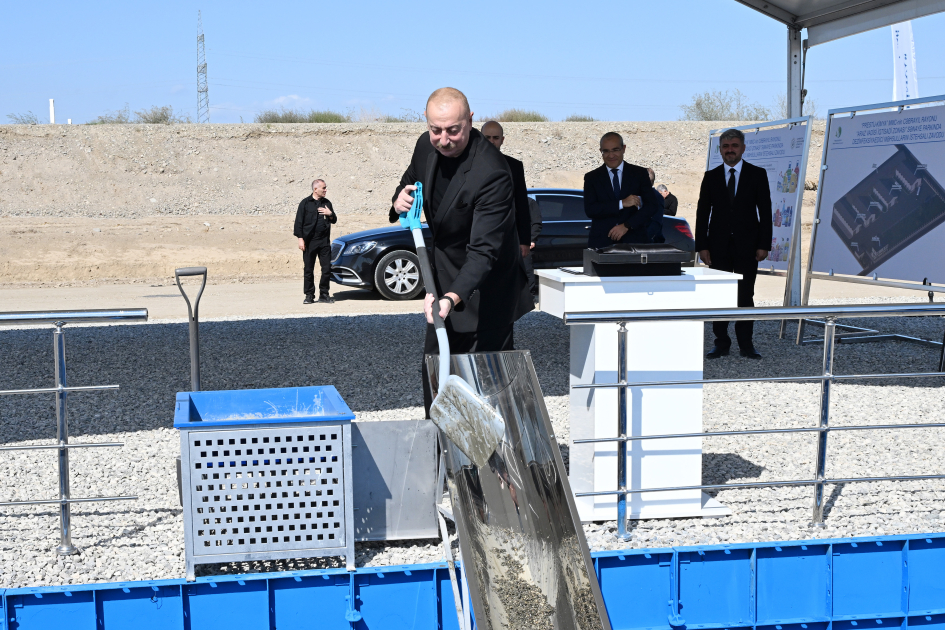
[399,182,506,466]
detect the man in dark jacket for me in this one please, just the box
[481,120,531,259]
[695,128,772,359]
[583,132,661,248]
[391,87,533,416]
[525,196,542,297]
[657,184,679,216]
[293,179,337,304]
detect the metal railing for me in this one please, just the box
[563,303,945,540]
[0,309,147,554]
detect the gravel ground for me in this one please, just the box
[1,298,943,587]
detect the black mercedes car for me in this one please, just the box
[329,188,696,300]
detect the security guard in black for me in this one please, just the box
[293,179,337,303]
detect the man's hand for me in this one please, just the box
[756,249,768,262]
[529,242,536,250]
[318,206,332,216]
[520,244,530,258]
[699,249,711,265]
[424,292,461,324]
[608,223,629,241]
[298,237,306,252]
[622,194,641,209]
[394,184,418,214]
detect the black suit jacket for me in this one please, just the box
[583,162,661,248]
[293,196,337,242]
[695,161,772,259]
[663,193,679,216]
[502,154,531,246]
[390,130,533,333]
[528,197,542,242]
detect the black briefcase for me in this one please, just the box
[583,244,690,277]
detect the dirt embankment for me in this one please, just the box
[0,122,825,285]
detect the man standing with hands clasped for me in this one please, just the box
[294,179,337,304]
[390,88,532,418]
[695,129,772,359]
[583,132,661,248]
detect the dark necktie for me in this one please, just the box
[611,168,620,199]
[727,168,736,203]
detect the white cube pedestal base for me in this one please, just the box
[537,267,740,522]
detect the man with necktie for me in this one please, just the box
[583,132,661,249]
[695,128,772,360]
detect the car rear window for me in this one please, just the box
[535,195,587,222]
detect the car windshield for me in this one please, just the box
[535,195,587,221]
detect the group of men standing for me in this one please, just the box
[296,86,772,416]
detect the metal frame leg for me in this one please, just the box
[53,324,77,555]
[811,316,836,526]
[616,322,631,541]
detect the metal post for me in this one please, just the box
[53,324,77,555]
[616,322,630,540]
[787,27,803,117]
[811,316,837,526]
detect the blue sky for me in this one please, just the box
[3,0,945,124]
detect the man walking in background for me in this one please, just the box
[294,179,337,304]
[525,196,542,298]
[583,132,661,248]
[657,184,678,216]
[695,128,771,359]
[391,88,532,417]
[481,120,531,259]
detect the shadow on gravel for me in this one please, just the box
[0,310,570,443]
[703,453,765,485]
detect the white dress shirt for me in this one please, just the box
[607,162,639,209]
[723,159,743,195]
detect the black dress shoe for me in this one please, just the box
[303,295,315,304]
[739,347,763,359]
[317,295,335,304]
[706,346,730,359]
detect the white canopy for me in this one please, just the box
[736,0,945,46]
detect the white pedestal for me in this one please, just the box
[537,267,740,522]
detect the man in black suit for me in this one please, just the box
[695,128,772,359]
[656,185,679,216]
[583,132,661,248]
[293,179,337,304]
[525,196,542,297]
[390,88,533,416]
[481,121,531,259]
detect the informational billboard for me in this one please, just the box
[708,120,811,274]
[809,103,945,283]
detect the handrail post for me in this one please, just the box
[811,316,837,526]
[53,323,77,555]
[616,322,631,541]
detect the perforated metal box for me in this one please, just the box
[175,386,355,581]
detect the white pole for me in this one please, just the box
[67,119,71,125]
[891,21,919,101]
[49,99,55,124]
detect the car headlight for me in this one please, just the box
[344,241,377,256]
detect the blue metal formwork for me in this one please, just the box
[4,533,945,630]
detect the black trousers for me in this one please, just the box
[421,323,515,419]
[709,246,758,350]
[303,239,332,298]
[523,252,538,296]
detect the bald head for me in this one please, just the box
[425,87,474,158]
[481,121,504,150]
[426,87,470,118]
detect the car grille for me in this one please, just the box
[330,241,344,263]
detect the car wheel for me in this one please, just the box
[374,250,423,300]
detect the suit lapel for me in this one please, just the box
[620,161,634,198]
[423,150,437,222]
[435,137,477,226]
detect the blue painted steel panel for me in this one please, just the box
[96,585,184,630]
[596,551,673,630]
[184,579,269,630]
[269,573,351,630]
[908,538,945,614]
[678,547,753,629]
[833,540,906,618]
[5,533,945,630]
[756,544,830,625]
[174,386,355,428]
